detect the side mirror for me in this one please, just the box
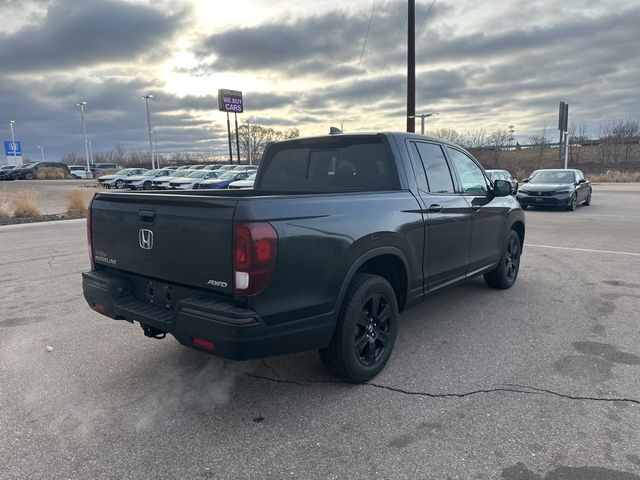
[578,178,587,184]
[493,179,511,197]
[522,178,529,183]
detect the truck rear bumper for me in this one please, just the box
[82,270,335,360]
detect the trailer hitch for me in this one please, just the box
[141,324,166,339]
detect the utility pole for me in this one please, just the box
[9,120,17,165]
[246,120,252,165]
[226,112,233,164]
[564,133,570,169]
[140,94,155,169]
[406,0,416,133]
[37,145,45,162]
[234,113,241,165]
[153,131,159,167]
[558,101,568,165]
[77,102,91,175]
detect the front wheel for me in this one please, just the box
[319,273,398,383]
[566,193,577,211]
[143,181,152,190]
[582,191,592,206]
[115,179,125,189]
[484,230,521,289]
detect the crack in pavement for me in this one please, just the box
[260,358,280,380]
[242,373,640,405]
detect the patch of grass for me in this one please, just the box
[35,168,69,180]
[588,170,640,183]
[66,188,96,214]
[0,202,10,219]
[9,189,42,217]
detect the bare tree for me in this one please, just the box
[235,125,300,163]
[431,128,461,144]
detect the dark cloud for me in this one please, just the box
[0,0,189,72]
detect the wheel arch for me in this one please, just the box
[337,247,410,314]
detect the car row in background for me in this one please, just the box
[97,164,258,190]
[516,169,591,211]
[0,162,71,180]
[486,169,518,194]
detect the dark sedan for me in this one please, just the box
[517,169,592,211]
[0,165,17,180]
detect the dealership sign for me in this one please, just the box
[218,89,243,113]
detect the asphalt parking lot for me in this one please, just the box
[1,185,639,479]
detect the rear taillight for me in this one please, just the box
[233,222,278,295]
[86,207,94,268]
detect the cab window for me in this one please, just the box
[446,148,489,196]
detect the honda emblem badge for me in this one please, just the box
[139,229,154,250]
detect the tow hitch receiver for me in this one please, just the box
[141,324,166,339]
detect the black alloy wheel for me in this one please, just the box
[354,292,392,367]
[319,273,398,383]
[484,230,521,289]
[582,191,592,206]
[143,181,152,190]
[566,193,577,211]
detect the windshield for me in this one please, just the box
[141,170,158,176]
[218,171,240,180]
[245,173,257,181]
[186,171,209,178]
[529,171,575,184]
[170,170,189,177]
[115,169,134,175]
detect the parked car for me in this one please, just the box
[168,170,216,190]
[486,169,518,194]
[84,132,524,382]
[202,164,227,171]
[0,165,17,180]
[69,165,91,179]
[124,169,175,190]
[9,162,70,180]
[151,170,195,189]
[516,168,591,211]
[98,168,148,189]
[199,170,254,189]
[227,172,257,189]
[91,163,122,176]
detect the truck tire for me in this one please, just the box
[483,229,521,290]
[319,273,398,383]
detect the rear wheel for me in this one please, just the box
[319,273,398,383]
[484,230,521,289]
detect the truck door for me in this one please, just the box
[407,141,473,291]
[445,147,509,274]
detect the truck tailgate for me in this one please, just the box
[90,192,237,295]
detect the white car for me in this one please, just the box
[69,165,91,179]
[124,169,175,190]
[168,170,217,190]
[151,170,194,189]
[227,172,257,189]
[98,168,148,189]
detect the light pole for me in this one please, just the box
[37,145,45,162]
[9,120,17,165]
[77,102,91,175]
[87,139,93,164]
[408,112,439,135]
[140,94,155,169]
[245,120,252,165]
[152,130,159,167]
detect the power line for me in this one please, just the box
[360,0,437,130]
[347,0,377,108]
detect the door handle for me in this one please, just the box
[138,210,156,223]
[428,204,443,213]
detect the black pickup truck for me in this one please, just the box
[83,133,525,382]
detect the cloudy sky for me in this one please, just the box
[1,0,638,160]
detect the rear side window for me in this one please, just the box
[412,142,455,194]
[259,136,399,191]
